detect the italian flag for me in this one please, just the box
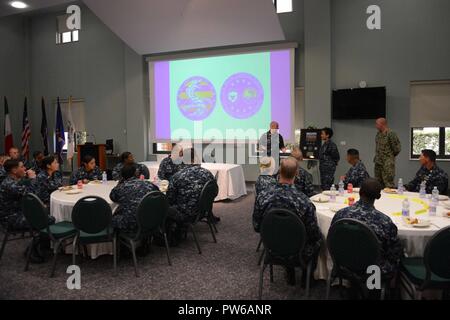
[4,97,13,154]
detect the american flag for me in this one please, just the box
[21,98,31,160]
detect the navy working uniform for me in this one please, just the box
[253,183,322,263]
[112,162,150,181]
[0,176,55,230]
[343,160,370,188]
[0,166,6,184]
[255,174,277,196]
[332,200,403,275]
[405,164,448,195]
[70,166,102,185]
[157,156,184,181]
[295,167,316,197]
[110,177,159,233]
[319,140,340,190]
[34,171,63,206]
[166,165,215,223]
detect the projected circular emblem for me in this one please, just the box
[177,76,216,121]
[220,73,264,119]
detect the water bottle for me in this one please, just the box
[338,179,345,196]
[102,171,107,184]
[429,196,438,217]
[330,184,336,203]
[398,178,404,195]
[419,181,426,199]
[432,186,439,201]
[402,198,410,218]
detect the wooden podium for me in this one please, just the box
[77,144,107,171]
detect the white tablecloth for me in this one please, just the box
[50,181,119,259]
[141,162,247,201]
[313,191,450,280]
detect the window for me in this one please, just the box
[411,127,450,160]
[56,14,79,45]
[273,0,293,14]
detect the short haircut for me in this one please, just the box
[33,151,43,159]
[41,156,56,170]
[360,178,382,201]
[121,164,137,180]
[322,127,334,139]
[4,159,20,173]
[120,152,132,163]
[82,155,95,165]
[347,149,360,157]
[279,157,299,180]
[422,149,437,162]
[291,147,303,161]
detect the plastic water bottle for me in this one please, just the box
[432,186,439,201]
[338,179,345,197]
[102,171,107,184]
[398,178,404,195]
[419,181,427,199]
[429,196,438,217]
[402,198,410,218]
[330,184,337,203]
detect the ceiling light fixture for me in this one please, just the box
[10,1,28,9]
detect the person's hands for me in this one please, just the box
[27,170,36,179]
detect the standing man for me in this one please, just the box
[259,121,287,171]
[374,118,401,188]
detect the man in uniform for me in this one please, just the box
[166,148,215,224]
[290,147,316,197]
[332,178,403,276]
[8,147,29,169]
[374,118,401,188]
[0,155,9,184]
[29,151,45,174]
[34,156,63,206]
[255,157,277,196]
[342,149,370,188]
[405,149,448,195]
[158,144,184,181]
[110,164,159,233]
[112,152,150,181]
[253,157,322,284]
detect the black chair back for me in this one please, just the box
[424,226,450,280]
[327,218,381,275]
[198,180,218,219]
[22,193,51,232]
[136,191,169,238]
[71,196,112,234]
[261,208,307,257]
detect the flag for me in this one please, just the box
[40,97,49,156]
[55,97,65,164]
[4,97,13,154]
[21,98,31,160]
[66,96,76,161]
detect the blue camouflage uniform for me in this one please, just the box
[0,166,6,184]
[405,164,449,195]
[295,167,316,197]
[331,200,403,275]
[255,174,277,196]
[319,140,340,190]
[253,183,322,262]
[112,162,150,181]
[166,165,215,223]
[110,178,159,232]
[34,170,64,206]
[157,156,184,181]
[28,159,42,174]
[0,176,55,230]
[343,160,370,188]
[70,166,102,185]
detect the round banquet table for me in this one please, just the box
[312,191,450,280]
[50,181,119,259]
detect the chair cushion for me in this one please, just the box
[401,257,450,287]
[41,221,76,238]
[79,229,112,244]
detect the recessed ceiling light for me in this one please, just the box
[10,1,28,9]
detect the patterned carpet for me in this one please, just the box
[0,187,346,300]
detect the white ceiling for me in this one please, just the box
[0,0,74,17]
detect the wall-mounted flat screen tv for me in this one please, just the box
[332,87,386,120]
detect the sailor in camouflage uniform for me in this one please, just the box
[112,152,150,181]
[70,155,102,185]
[319,128,340,190]
[374,118,401,188]
[405,149,448,195]
[0,155,8,184]
[290,147,316,197]
[157,144,185,181]
[8,147,30,169]
[253,158,322,264]
[166,149,215,223]
[343,149,370,188]
[29,151,44,174]
[34,156,63,206]
[332,178,403,275]
[255,157,277,196]
[0,160,55,230]
[110,164,159,233]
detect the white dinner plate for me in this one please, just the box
[65,189,83,195]
[438,195,449,201]
[442,201,450,209]
[312,195,330,203]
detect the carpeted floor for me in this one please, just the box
[0,186,346,300]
